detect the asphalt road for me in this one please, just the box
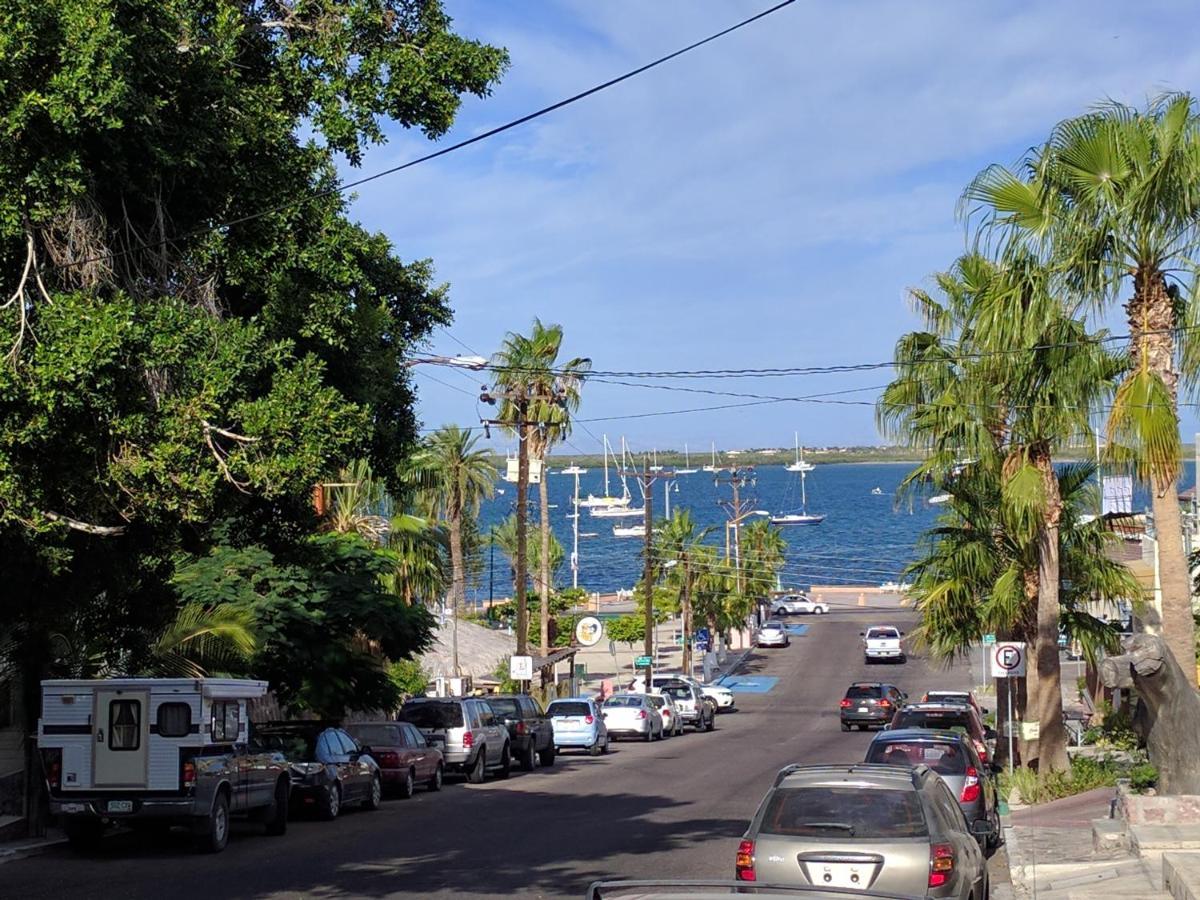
[1,610,979,899]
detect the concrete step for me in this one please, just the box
[1134,826,1200,852]
[1094,816,1132,853]
[1164,852,1200,900]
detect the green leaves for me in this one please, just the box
[1106,366,1181,486]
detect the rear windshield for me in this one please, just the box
[398,702,464,729]
[659,685,691,700]
[846,685,881,699]
[547,702,591,717]
[868,629,899,639]
[646,695,666,708]
[895,710,973,733]
[487,699,521,720]
[253,730,317,760]
[925,692,970,705]
[604,696,643,708]
[867,741,969,775]
[345,724,401,747]
[760,787,928,838]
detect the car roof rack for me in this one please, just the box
[772,762,929,787]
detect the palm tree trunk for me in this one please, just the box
[1033,448,1069,774]
[1017,576,1039,766]
[1130,270,1197,682]
[448,511,464,677]
[539,466,551,657]
[681,560,693,677]
[515,421,529,657]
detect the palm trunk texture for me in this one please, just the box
[1034,448,1069,774]
[539,471,551,658]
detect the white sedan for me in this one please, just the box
[771,594,829,616]
[645,693,683,737]
[601,693,664,741]
[629,673,735,711]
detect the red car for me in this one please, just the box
[346,722,444,797]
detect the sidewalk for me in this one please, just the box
[0,827,66,865]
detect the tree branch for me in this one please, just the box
[43,511,128,536]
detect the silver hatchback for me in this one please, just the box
[737,764,992,898]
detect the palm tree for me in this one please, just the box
[881,252,1122,771]
[739,519,788,608]
[965,93,1200,680]
[490,320,590,658]
[490,513,564,597]
[655,510,715,676]
[380,513,450,608]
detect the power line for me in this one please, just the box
[56,0,798,274]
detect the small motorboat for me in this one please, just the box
[871,487,884,495]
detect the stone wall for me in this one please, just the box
[1118,783,1200,825]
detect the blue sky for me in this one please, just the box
[344,0,1200,455]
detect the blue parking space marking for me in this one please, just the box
[717,675,779,693]
[783,624,809,636]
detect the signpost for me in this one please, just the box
[989,642,1026,775]
[980,634,996,693]
[510,655,533,682]
[634,655,653,669]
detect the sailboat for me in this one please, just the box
[560,462,588,476]
[577,435,630,508]
[785,432,816,473]
[676,443,697,475]
[612,523,646,538]
[591,437,644,518]
[702,442,720,473]
[771,467,826,526]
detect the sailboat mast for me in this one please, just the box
[572,470,580,589]
[602,434,611,497]
[794,431,800,466]
[685,443,690,467]
[801,468,808,512]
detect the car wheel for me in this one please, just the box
[519,743,537,771]
[428,764,443,791]
[264,777,289,836]
[816,607,825,615]
[318,782,341,821]
[602,736,610,754]
[538,744,556,767]
[496,744,512,779]
[364,774,383,810]
[398,767,415,800]
[63,819,105,853]
[705,713,715,732]
[774,608,786,617]
[589,738,602,756]
[200,791,230,852]
[643,728,652,742]
[840,722,851,732]
[467,749,486,784]
[864,656,872,665]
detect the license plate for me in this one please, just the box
[107,800,133,814]
[806,862,878,889]
[858,707,869,713]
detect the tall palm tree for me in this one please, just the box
[409,426,496,617]
[655,510,715,675]
[739,519,788,606]
[491,320,590,658]
[965,93,1200,680]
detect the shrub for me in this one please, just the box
[1129,762,1159,792]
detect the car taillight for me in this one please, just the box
[515,721,527,735]
[929,843,954,887]
[960,766,981,803]
[878,699,892,708]
[377,751,400,768]
[584,715,594,724]
[839,699,852,708]
[181,759,196,791]
[637,710,647,719]
[42,749,62,790]
[462,731,473,749]
[973,739,989,761]
[735,839,756,881]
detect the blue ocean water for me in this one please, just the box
[466,460,1198,605]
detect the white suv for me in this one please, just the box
[629,673,735,711]
[772,594,829,616]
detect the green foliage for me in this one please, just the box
[1081,702,1141,752]
[1129,762,1159,792]
[606,615,646,646]
[174,533,435,716]
[388,658,429,699]
[1005,755,1140,804]
[493,657,521,694]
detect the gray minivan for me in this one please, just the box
[398,697,511,783]
[738,763,992,898]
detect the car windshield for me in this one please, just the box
[345,724,401,747]
[488,699,521,720]
[604,696,643,708]
[398,702,464,729]
[659,685,690,700]
[867,740,969,775]
[764,622,783,629]
[760,786,928,838]
[547,701,591,717]
[846,685,881,699]
[895,709,973,732]
[253,729,318,760]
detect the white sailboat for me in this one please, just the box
[649,448,663,473]
[785,432,815,473]
[676,443,697,475]
[928,493,952,505]
[613,523,645,538]
[591,437,643,517]
[701,442,720,473]
[771,467,825,526]
[577,434,630,508]
[560,462,588,476]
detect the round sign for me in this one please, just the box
[993,643,1025,674]
[575,616,604,647]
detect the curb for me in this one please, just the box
[713,648,754,684]
[0,836,68,865]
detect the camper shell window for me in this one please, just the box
[108,699,141,751]
[211,700,240,742]
[156,702,192,737]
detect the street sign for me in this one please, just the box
[509,655,533,680]
[575,616,603,647]
[634,655,652,668]
[982,633,996,646]
[990,642,1027,678]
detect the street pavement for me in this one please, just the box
[1,609,991,899]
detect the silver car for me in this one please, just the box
[757,620,790,648]
[602,693,664,741]
[398,697,511,783]
[738,763,992,898]
[646,693,683,737]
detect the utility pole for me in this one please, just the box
[570,469,580,590]
[716,466,763,635]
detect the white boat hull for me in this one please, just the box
[675,468,697,475]
[770,514,826,526]
[578,495,630,509]
[613,525,645,538]
[591,506,645,519]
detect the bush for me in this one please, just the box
[1129,762,1159,792]
[1004,755,1147,804]
[388,658,429,699]
[1081,702,1140,752]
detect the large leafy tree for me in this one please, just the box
[965,93,1200,680]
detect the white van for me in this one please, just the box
[39,677,290,852]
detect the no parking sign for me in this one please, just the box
[990,642,1026,678]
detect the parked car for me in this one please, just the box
[253,722,382,821]
[39,677,289,853]
[546,697,609,755]
[487,694,556,770]
[629,673,735,711]
[657,680,715,732]
[862,625,906,663]
[756,620,790,648]
[344,721,444,797]
[922,690,987,717]
[398,697,511,783]
[864,728,1001,850]
[839,682,907,731]
[888,702,995,766]
[772,594,829,616]
[736,763,993,897]
[646,693,683,737]
[602,693,664,741]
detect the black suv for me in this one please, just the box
[839,682,907,731]
[487,694,556,770]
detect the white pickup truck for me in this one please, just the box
[861,625,906,664]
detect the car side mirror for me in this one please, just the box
[970,819,996,839]
[425,738,437,748]
[985,728,998,741]
[859,632,866,637]
[899,631,906,636]
[358,745,373,757]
